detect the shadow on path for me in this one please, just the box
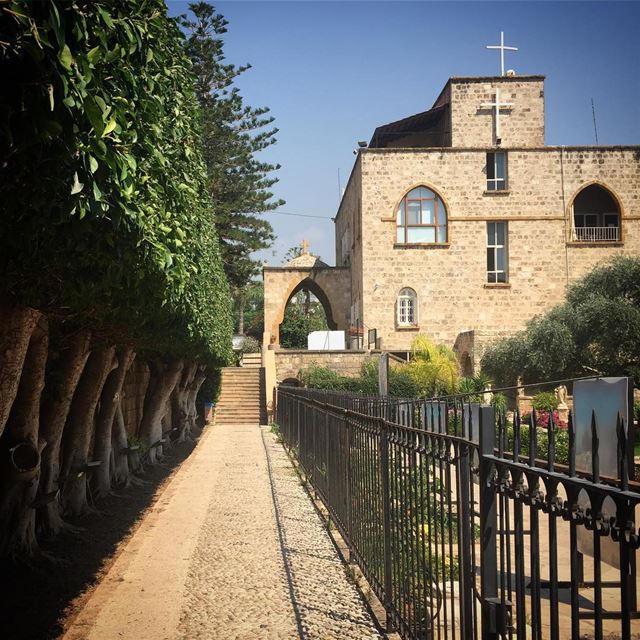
[0,434,200,640]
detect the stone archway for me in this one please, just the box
[280,276,338,333]
[263,255,350,348]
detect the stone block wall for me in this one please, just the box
[335,157,364,327]
[449,76,545,147]
[274,350,375,383]
[345,146,639,353]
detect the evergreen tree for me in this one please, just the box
[180,2,283,299]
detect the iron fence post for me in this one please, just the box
[458,434,474,638]
[380,417,393,631]
[479,404,508,638]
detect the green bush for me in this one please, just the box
[492,393,508,413]
[239,336,260,354]
[300,361,420,398]
[299,365,358,392]
[502,422,569,465]
[532,392,559,412]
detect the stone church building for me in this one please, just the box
[264,72,639,377]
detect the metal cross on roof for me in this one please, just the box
[480,88,513,143]
[486,31,518,76]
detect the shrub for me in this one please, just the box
[239,336,260,354]
[492,393,508,413]
[407,335,459,397]
[532,392,559,412]
[300,365,358,392]
[502,423,570,465]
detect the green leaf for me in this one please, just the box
[59,44,73,71]
[89,155,98,174]
[93,181,102,200]
[71,172,83,194]
[102,117,117,137]
[97,6,114,29]
[84,97,103,133]
[87,46,101,64]
[94,95,107,114]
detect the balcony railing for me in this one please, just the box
[572,226,620,242]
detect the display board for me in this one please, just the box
[573,377,634,569]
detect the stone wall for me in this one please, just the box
[347,146,639,354]
[274,350,375,383]
[449,76,545,147]
[335,157,364,345]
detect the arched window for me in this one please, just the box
[397,288,417,326]
[396,186,447,244]
[572,184,621,242]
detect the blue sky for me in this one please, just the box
[167,1,640,266]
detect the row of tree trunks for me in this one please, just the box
[0,303,209,559]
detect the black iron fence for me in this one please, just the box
[276,385,640,640]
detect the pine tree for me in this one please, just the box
[180,3,283,302]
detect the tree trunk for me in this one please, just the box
[184,366,207,440]
[92,347,135,499]
[60,346,117,517]
[138,360,183,464]
[110,402,131,487]
[172,363,197,441]
[238,294,245,335]
[37,330,91,536]
[121,360,149,441]
[0,316,48,558]
[0,305,42,440]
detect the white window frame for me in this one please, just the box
[487,222,508,283]
[486,152,507,191]
[397,288,417,326]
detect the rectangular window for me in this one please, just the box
[486,152,507,191]
[487,222,508,283]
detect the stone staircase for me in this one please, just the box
[214,366,266,425]
[241,352,262,368]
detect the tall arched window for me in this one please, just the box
[396,186,447,244]
[397,288,417,326]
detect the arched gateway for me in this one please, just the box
[263,249,350,348]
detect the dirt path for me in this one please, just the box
[63,424,381,640]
